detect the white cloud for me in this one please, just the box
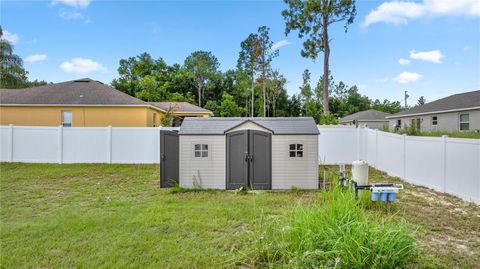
[271,39,291,50]
[463,45,471,51]
[59,8,90,23]
[3,30,19,44]
[393,72,422,84]
[60,58,106,74]
[25,54,48,63]
[375,77,389,83]
[398,58,410,65]
[51,0,92,9]
[358,84,368,90]
[364,0,480,27]
[410,49,444,63]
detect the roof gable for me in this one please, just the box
[0,78,147,106]
[340,109,391,122]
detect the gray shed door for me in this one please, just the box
[249,130,271,190]
[226,130,249,189]
[160,130,179,188]
[226,130,271,190]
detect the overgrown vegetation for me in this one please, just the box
[1,163,478,268]
[254,185,417,268]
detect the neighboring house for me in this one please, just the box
[386,90,480,132]
[160,117,319,190]
[0,78,212,127]
[339,109,391,129]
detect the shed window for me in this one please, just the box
[194,144,208,157]
[62,111,72,127]
[459,114,469,131]
[431,116,438,126]
[289,144,303,158]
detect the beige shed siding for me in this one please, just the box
[179,135,226,189]
[271,135,319,189]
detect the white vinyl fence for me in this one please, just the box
[1,125,479,203]
[0,125,177,164]
[318,126,480,204]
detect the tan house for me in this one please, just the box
[0,78,212,127]
[386,90,480,132]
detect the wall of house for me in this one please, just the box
[0,106,157,127]
[388,109,480,132]
[272,135,319,189]
[179,135,226,189]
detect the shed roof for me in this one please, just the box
[0,78,146,105]
[339,109,391,123]
[387,90,480,118]
[178,117,320,135]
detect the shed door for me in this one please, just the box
[226,130,271,190]
[249,130,271,190]
[226,130,249,190]
[160,130,179,188]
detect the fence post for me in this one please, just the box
[107,126,112,163]
[374,129,378,168]
[442,135,448,192]
[57,125,63,164]
[8,124,14,162]
[402,134,407,180]
[356,127,361,160]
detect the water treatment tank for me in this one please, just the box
[352,160,369,185]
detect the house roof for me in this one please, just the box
[149,102,213,115]
[178,117,320,135]
[0,78,147,106]
[339,109,391,123]
[387,90,480,119]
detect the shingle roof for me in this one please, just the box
[387,90,480,118]
[179,117,320,135]
[0,78,146,105]
[339,109,391,123]
[149,102,212,114]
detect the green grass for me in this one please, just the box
[1,163,479,268]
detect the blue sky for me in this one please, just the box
[2,0,479,105]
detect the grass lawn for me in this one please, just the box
[1,163,479,268]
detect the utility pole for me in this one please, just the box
[404,90,409,108]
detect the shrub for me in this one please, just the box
[253,186,417,268]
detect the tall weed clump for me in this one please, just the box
[254,186,416,268]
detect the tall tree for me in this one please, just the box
[268,70,287,117]
[256,26,279,117]
[299,69,315,116]
[0,26,29,88]
[417,96,426,106]
[282,0,356,114]
[238,33,261,117]
[184,51,220,107]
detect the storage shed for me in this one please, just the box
[160,117,319,190]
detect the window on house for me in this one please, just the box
[396,119,402,129]
[289,144,303,158]
[415,118,421,130]
[431,116,438,126]
[459,114,469,131]
[62,111,72,127]
[194,144,208,157]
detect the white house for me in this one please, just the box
[386,90,480,132]
[173,117,319,190]
[339,109,391,129]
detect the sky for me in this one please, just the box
[2,0,480,105]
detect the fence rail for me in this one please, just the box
[1,125,478,204]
